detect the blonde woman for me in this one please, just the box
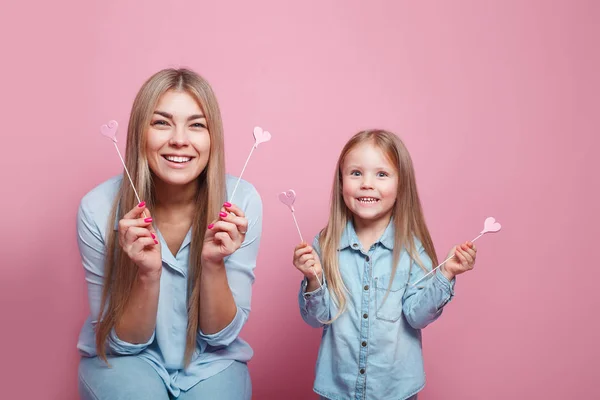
[292,130,477,400]
[76,68,261,399]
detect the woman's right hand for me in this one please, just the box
[118,202,162,277]
[293,242,323,286]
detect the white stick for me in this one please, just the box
[113,142,142,205]
[290,210,322,289]
[229,145,256,204]
[291,211,304,243]
[411,233,484,287]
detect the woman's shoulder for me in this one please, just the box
[225,174,262,207]
[78,175,122,224]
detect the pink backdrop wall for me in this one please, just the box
[1,1,598,398]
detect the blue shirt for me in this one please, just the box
[299,221,455,400]
[76,174,262,397]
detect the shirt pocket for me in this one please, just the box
[374,271,409,322]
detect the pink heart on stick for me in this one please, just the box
[253,126,271,147]
[278,189,297,212]
[481,217,501,234]
[100,120,119,143]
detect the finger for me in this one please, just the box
[454,249,469,267]
[295,245,313,259]
[222,202,245,219]
[129,237,158,255]
[124,226,153,246]
[209,220,240,243]
[457,248,474,265]
[214,231,233,249]
[218,210,248,235]
[299,253,314,265]
[123,201,148,220]
[295,242,309,251]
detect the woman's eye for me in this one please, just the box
[191,122,207,128]
[152,120,169,126]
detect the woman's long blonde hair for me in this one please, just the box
[96,68,226,366]
[318,129,438,322]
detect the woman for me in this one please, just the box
[76,68,261,399]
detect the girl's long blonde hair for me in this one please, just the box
[96,68,226,366]
[318,129,438,322]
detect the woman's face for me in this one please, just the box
[146,90,211,187]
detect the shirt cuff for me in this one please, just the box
[197,307,243,347]
[107,327,154,355]
[434,268,456,298]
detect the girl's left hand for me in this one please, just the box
[201,202,248,265]
[441,241,477,280]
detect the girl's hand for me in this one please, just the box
[118,202,161,278]
[441,241,477,280]
[201,202,248,266]
[293,242,323,286]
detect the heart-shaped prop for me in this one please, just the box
[100,120,119,143]
[253,126,271,147]
[278,189,297,212]
[481,217,502,234]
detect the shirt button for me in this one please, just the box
[361,341,367,347]
[360,368,365,374]
[352,243,359,249]
[304,293,311,298]
[363,313,368,319]
[364,285,369,291]
[365,256,370,262]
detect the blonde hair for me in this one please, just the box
[319,129,438,322]
[96,68,226,366]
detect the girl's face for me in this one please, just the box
[341,142,399,229]
[146,90,211,187]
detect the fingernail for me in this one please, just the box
[154,239,158,244]
[219,211,227,218]
[224,202,232,207]
[208,223,214,229]
[144,217,153,223]
[151,233,156,239]
[138,201,146,208]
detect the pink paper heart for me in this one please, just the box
[278,189,297,211]
[100,120,119,143]
[482,217,501,234]
[253,126,271,147]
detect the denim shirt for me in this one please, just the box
[298,221,455,400]
[76,174,262,397]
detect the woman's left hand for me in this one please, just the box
[441,241,477,280]
[201,202,248,265]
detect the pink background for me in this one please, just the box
[1,1,598,399]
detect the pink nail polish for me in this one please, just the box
[151,233,156,239]
[138,201,146,208]
[144,217,153,223]
[154,239,158,244]
[219,212,227,218]
[223,202,232,207]
[208,223,214,229]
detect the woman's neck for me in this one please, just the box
[153,179,198,216]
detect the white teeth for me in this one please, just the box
[165,156,192,163]
[358,197,379,203]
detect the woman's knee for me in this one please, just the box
[78,356,169,400]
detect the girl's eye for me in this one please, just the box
[350,170,361,176]
[377,172,389,177]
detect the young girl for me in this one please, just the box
[293,130,477,400]
[76,68,261,399]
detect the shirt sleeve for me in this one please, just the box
[402,245,455,330]
[197,184,262,347]
[76,196,154,356]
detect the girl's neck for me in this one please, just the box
[353,214,392,250]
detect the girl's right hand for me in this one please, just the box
[293,242,323,285]
[118,202,162,277]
